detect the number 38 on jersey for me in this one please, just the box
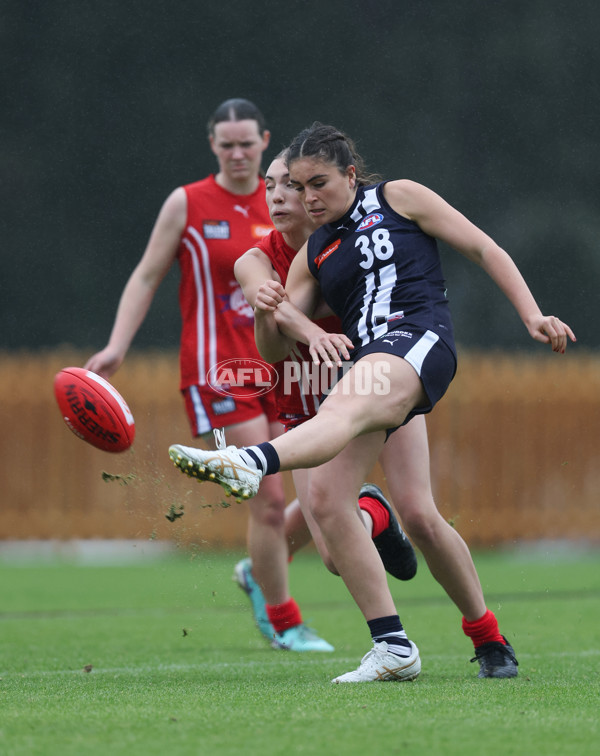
[356,229,394,269]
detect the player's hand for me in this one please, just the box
[526,314,576,354]
[84,347,124,378]
[308,332,354,367]
[255,280,286,312]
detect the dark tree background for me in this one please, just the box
[2,0,598,352]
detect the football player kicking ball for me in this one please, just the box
[233,151,418,595]
[169,123,574,683]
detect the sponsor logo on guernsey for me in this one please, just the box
[314,239,341,269]
[356,213,383,231]
[386,330,412,338]
[204,220,230,239]
[252,223,274,239]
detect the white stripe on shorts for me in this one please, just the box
[189,384,212,436]
[403,330,439,377]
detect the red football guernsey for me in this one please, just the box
[256,230,342,419]
[177,175,273,389]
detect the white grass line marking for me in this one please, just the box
[3,648,599,680]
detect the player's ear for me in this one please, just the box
[347,165,356,188]
[261,130,271,151]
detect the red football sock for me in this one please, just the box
[266,597,303,634]
[462,608,505,648]
[358,496,390,538]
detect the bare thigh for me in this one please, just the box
[307,432,386,520]
[320,353,427,436]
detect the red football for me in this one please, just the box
[53,367,135,453]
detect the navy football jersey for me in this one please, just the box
[306,182,456,356]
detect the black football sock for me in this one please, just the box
[240,442,280,475]
[367,615,413,657]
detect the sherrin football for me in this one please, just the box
[53,367,135,452]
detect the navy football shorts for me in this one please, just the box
[348,326,457,434]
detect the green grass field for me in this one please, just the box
[1,543,598,755]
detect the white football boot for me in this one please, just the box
[168,443,263,500]
[331,641,421,683]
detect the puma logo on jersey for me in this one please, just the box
[315,239,341,269]
[234,205,250,218]
[379,328,411,346]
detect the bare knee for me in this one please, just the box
[306,483,338,531]
[304,482,342,575]
[249,486,287,530]
[309,524,340,576]
[396,496,444,549]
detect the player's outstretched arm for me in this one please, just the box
[384,180,576,354]
[85,188,186,378]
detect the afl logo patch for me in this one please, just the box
[357,213,383,231]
